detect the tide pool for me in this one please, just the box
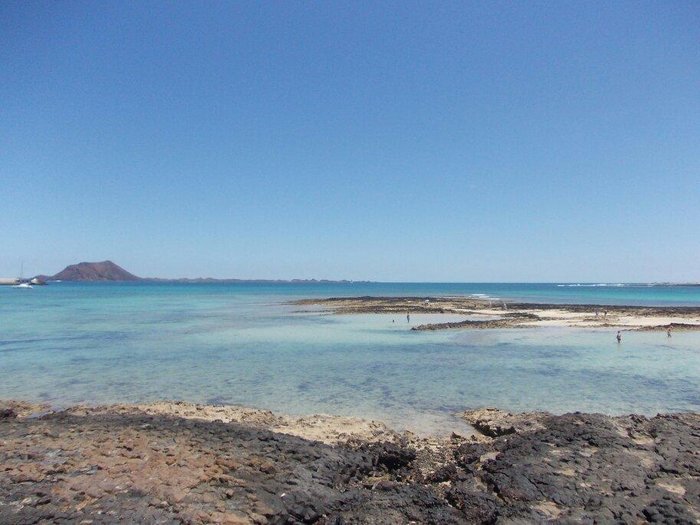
[1,282,699,433]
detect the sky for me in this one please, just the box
[1,1,699,281]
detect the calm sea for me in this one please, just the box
[1,282,699,433]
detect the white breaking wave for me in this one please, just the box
[556,283,626,288]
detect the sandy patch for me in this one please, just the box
[65,401,401,445]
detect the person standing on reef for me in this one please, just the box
[616,331,622,343]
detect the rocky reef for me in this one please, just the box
[295,296,700,332]
[1,402,698,524]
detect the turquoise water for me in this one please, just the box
[1,282,699,433]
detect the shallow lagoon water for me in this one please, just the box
[1,282,699,434]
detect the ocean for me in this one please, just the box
[1,282,699,433]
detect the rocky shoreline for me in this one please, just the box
[294,296,700,332]
[1,401,698,524]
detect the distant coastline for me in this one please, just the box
[3,259,699,286]
[142,277,371,284]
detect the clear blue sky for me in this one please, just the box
[2,1,699,281]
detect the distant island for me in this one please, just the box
[35,261,140,282]
[32,261,364,284]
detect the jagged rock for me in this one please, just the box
[1,406,698,523]
[461,408,547,437]
[363,441,416,472]
[0,408,17,419]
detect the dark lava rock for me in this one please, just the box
[0,408,17,419]
[1,408,698,524]
[454,442,489,466]
[360,441,417,472]
[446,485,501,524]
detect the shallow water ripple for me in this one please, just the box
[1,282,699,432]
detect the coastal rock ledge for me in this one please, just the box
[1,401,698,524]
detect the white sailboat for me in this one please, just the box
[12,262,33,289]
